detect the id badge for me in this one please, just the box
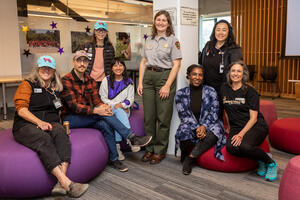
[219,64,224,74]
[53,98,63,109]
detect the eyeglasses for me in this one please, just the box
[95,29,107,34]
[76,57,89,64]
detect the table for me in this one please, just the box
[288,80,300,100]
[0,76,23,120]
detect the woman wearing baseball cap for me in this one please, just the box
[84,21,115,88]
[12,56,89,198]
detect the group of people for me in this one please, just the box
[12,10,277,198]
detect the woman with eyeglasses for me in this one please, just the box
[12,56,89,198]
[84,21,115,88]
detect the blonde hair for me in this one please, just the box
[26,67,63,92]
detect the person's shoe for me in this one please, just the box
[67,182,89,198]
[257,161,267,176]
[265,161,278,181]
[141,151,153,162]
[127,139,141,152]
[51,182,67,196]
[150,153,165,164]
[182,157,194,175]
[110,160,128,172]
[116,143,125,161]
[129,135,152,147]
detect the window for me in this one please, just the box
[199,15,231,51]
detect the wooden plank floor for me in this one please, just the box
[0,97,299,200]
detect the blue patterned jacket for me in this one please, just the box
[175,85,226,161]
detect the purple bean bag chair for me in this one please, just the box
[121,105,146,150]
[0,128,108,198]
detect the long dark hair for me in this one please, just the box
[92,31,112,47]
[109,58,129,89]
[152,10,174,39]
[209,20,236,47]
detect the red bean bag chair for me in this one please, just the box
[195,100,273,172]
[196,139,270,172]
[279,156,300,200]
[260,100,277,127]
[269,118,300,154]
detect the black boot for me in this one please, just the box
[182,157,195,175]
[180,140,193,163]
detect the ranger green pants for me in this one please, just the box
[142,69,176,154]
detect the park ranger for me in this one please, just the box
[137,10,182,164]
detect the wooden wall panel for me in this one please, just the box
[231,0,300,98]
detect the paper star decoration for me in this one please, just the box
[22,26,29,33]
[23,49,31,57]
[85,26,91,33]
[58,47,64,55]
[50,21,57,29]
[143,34,148,40]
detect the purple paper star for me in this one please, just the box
[58,47,64,55]
[50,21,57,29]
[143,34,148,40]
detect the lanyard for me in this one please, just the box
[218,49,225,64]
[45,87,57,99]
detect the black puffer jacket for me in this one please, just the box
[84,42,115,76]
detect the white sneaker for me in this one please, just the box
[116,143,125,161]
[127,139,141,152]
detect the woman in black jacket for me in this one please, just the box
[84,21,115,88]
[199,20,243,120]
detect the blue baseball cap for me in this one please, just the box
[94,21,107,31]
[37,55,56,69]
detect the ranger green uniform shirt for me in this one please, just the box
[142,34,182,69]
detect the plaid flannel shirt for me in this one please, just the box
[61,69,103,119]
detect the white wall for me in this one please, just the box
[0,0,22,76]
[19,16,151,74]
[154,0,199,155]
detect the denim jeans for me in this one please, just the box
[113,108,131,142]
[64,114,133,161]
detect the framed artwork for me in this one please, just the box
[116,32,131,60]
[71,31,92,53]
[26,29,60,53]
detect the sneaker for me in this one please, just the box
[67,182,89,198]
[110,160,128,172]
[127,139,141,152]
[265,161,278,181]
[129,135,152,147]
[257,161,267,176]
[116,143,125,161]
[51,182,67,196]
[182,157,194,175]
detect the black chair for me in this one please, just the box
[247,65,256,81]
[259,66,280,98]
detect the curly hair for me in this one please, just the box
[151,10,174,39]
[209,20,237,47]
[108,57,129,89]
[186,64,205,80]
[225,60,249,89]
